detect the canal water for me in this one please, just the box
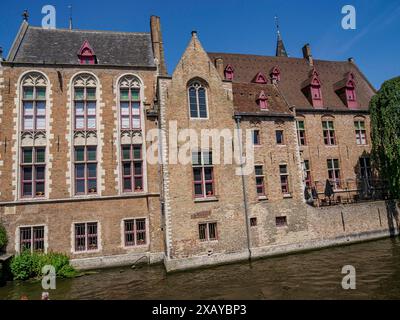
[1,237,400,300]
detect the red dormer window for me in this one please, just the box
[308,69,323,108]
[345,73,358,109]
[78,40,97,65]
[270,66,281,84]
[257,91,268,110]
[252,72,268,84]
[224,65,234,81]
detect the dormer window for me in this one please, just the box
[224,65,234,81]
[256,91,268,110]
[335,72,358,109]
[252,72,268,84]
[78,40,97,65]
[302,68,323,108]
[270,66,281,84]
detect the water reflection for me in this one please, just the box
[1,238,400,300]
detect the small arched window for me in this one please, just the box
[188,81,208,119]
[21,72,47,131]
[119,75,141,130]
[73,74,97,130]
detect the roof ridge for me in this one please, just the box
[28,26,150,36]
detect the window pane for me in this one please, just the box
[88,164,97,178]
[121,102,130,115]
[193,168,202,182]
[36,148,45,163]
[255,166,263,176]
[203,152,212,165]
[24,117,34,130]
[132,117,140,129]
[87,102,96,115]
[192,152,201,165]
[36,182,45,195]
[123,163,131,176]
[121,117,130,129]
[134,162,142,175]
[23,149,33,164]
[199,224,207,241]
[23,87,34,99]
[36,166,45,180]
[256,177,264,185]
[23,167,33,181]
[132,102,140,115]
[204,167,213,181]
[122,146,131,160]
[205,183,214,196]
[198,88,207,118]
[120,89,129,101]
[76,164,85,178]
[133,146,141,160]
[87,116,96,129]
[23,182,32,196]
[75,117,85,129]
[279,165,288,174]
[75,148,85,162]
[131,89,140,101]
[209,223,217,240]
[134,177,143,190]
[76,180,85,194]
[88,179,97,192]
[189,88,198,118]
[23,101,34,115]
[36,101,46,115]
[87,147,97,161]
[36,87,46,100]
[123,178,132,191]
[36,117,46,130]
[86,88,96,100]
[194,184,203,196]
[75,102,85,115]
[74,88,84,100]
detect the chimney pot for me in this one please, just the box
[348,57,355,63]
[191,30,198,37]
[302,43,314,67]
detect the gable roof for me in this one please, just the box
[7,23,155,67]
[208,52,376,111]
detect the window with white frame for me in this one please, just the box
[199,222,218,241]
[21,147,46,198]
[192,151,214,198]
[19,226,45,253]
[188,81,208,119]
[355,120,367,145]
[73,75,97,130]
[327,159,341,189]
[119,75,141,130]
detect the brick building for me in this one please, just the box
[0,15,383,271]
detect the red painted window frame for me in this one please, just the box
[19,226,45,253]
[121,145,143,193]
[21,147,46,198]
[74,146,97,195]
[22,86,46,131]
[124,218,147,247]
[74,87,97,131]
[327,159,341,189]
[322,121,336,145]
[255,165,265,197]
[120,87,141,130]
[74,222,98,252]
[296,120,307,146]
[192,152,214,199]
[279,165,290,195]
[199,222,218,242]
[355,121,367,145]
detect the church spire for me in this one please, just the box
[275,16,288,57]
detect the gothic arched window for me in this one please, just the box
[119,75,141,130]
[188,80,208,119]
[21,72,47,131]
[73,74,97,130]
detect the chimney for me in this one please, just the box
[348,57,355,63]
[150,16,167,76]
[302,43,314,67]
[215,57,224,79]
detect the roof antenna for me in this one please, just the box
[68,5,73,30]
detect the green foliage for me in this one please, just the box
[0,223,7,250]
[10,251,77,281]
[370,77,400,198]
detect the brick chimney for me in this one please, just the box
[302,43,314,67]
[215,57,224,79]
[150,16,167,76]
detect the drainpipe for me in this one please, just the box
[235,115,252,262]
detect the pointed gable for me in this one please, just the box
[78,40,97,64]
[252,72,268,84]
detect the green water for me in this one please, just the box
[1,237,400,300]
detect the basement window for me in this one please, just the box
[250,218,258,227]
[199,222,218,242]
[276,216,288,227]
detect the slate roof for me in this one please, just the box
[7,22,155,67]
[232,83,293,117]
[208,52,376,112]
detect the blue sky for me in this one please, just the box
[0,0,399,89]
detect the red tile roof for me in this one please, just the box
[208,53,376,112]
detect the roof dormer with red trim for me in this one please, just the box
[335,72,358,109]
[78,40,97,65]
[256,90,269,110]
[302,68,323,108]
[224,64,234,81]
[252,72,268,84]
[270,66,281,84]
